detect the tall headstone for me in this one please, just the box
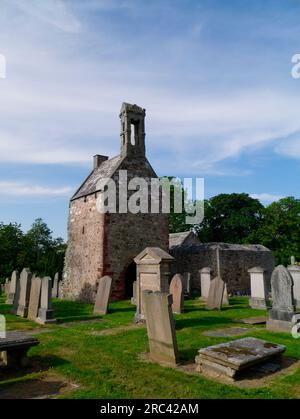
[134,247,174,322]
[182,272,191,296]
[52,273,60,299]
[267,266,296,332]
[291,256,296,266]
[223,283,229,305]
[288,265,300,308]
[28,277,42,321]
[37,277,56,324]
[11,274,21,315]
[131,281,137,305]
[17,268,32,317]
[6,271,19,305]
[248,266,268,310]
[94,276,112,315]
[143,291,179,366]
[206,277,225,310]
[169,274,184,314]
[4,278,10,296]
[200,267,212,299]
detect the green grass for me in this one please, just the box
[1,295,300,399]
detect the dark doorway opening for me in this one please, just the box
[124,262,137,298]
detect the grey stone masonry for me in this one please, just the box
[143,291,179,367]
[267,266,296,332]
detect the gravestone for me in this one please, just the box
[206,276,225,310]
[169,274,184,314]
[195,337,286,380]
[28,277,42,321]
[131,281,137,305]
[4,278,10,296]
[6,271,19,305]
[248,266,268,310]
[17,268,32,317]
[94,276,112,315]
[291,256,296,266]
[11,274,21,315]
[143,291,179,366]
[183,272,191,296]
[52,272,60,298]
[288,265,300,308]
[267,266,296,332]
[223,284,229,305]
[37,277,56,324]
[200,267,212,299]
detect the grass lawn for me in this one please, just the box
[0,295,300,399]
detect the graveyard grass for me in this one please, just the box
[1,295,300,399]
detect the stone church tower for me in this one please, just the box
[60,103,169,302]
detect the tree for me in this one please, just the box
[0,223,23,281]
[247,197,300,265]
[198,193,264,243]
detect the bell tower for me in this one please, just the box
[120,103,146,158]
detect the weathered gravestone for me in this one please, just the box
[200,267,212,299]
[6,271,19,305]
[206,277,225,310]
[182,272,191,296]
[94,276,112,315]
[267,266,296,332]
[248,266,269,310]
[17,268,32,317]
[143,291,179,366]
[291,256,296,266]
[288,265,300,308]
[4,278,10,296]
[195,337,286,380]
[52,272,60,299]
[37,277,56,324]
[11,273,21,315]
[131,280,137,305]
[169,274,184,314]
[28,277,42,321]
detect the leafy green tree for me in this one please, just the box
[0,223,24,282]
[198,193,264,243]
[247,197,300,265]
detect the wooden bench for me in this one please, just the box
[0,332,39,369]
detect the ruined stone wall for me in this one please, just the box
[60,195,106,302]
[170,244,275,295]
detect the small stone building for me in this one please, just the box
[170,242,275,295]
[60,103,169,302]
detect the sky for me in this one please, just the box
[0,0,300,239]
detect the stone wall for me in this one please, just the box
[170,243,275,295]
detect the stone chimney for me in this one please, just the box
[93,154,108,170]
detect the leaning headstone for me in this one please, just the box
[267,266,296,332]
[28,277,42,321]
[37,277,56,324]
[17,268,32,317]
[131,281,137,305]
[206,276,225,310]
[248,266,268,310]
[169,274,184,314]
[94,276,112,315]
[52,273,60,298]
[143,291,179,366]
[200,267,212,299]
[11,274,21,315]
[288,265,300,308]
[6,271,19,305]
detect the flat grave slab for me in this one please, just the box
[234,316,267,325]
[0,331,39,369]
[195,337,285,380]
[203,327,254,338]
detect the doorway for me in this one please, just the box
[124,261,137,298]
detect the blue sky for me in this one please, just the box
[0,0,300,239]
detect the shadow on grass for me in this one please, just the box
[175,316,233,330]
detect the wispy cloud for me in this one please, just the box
[0,181,73,197]
[250,193,284,204]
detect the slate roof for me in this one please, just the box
[169,231,200,248]
[170,242,271,254]
[72,155,123,201]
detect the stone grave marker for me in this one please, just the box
[131,280,137,305]
[6,271,19,305]
[4,278,10,296]
[52,272,60,298]
[94,276,112,315]
[248,266,268,310]
[267,266,296,332]
[200,267,212,299]
[17,268,32,317]
[28,277,42,321]
[223,283,229,305]
[182,272,191,296]
[37,277,56,324]
[288,265,300,308]
[206,276,225,310]
[11,274,21,315]
[169,274,184,314]
[143,291,179,366]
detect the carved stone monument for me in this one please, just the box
[248,266,269,310]
[17,268,32,317]
[94,276,112,315]
[6,271,19,305]
[169,274,184,314]
[200,267,212,299]
[28,277,42,321]
[37,277,56,324]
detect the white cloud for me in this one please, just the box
[250,193,284,203]
[0,181,73,197]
